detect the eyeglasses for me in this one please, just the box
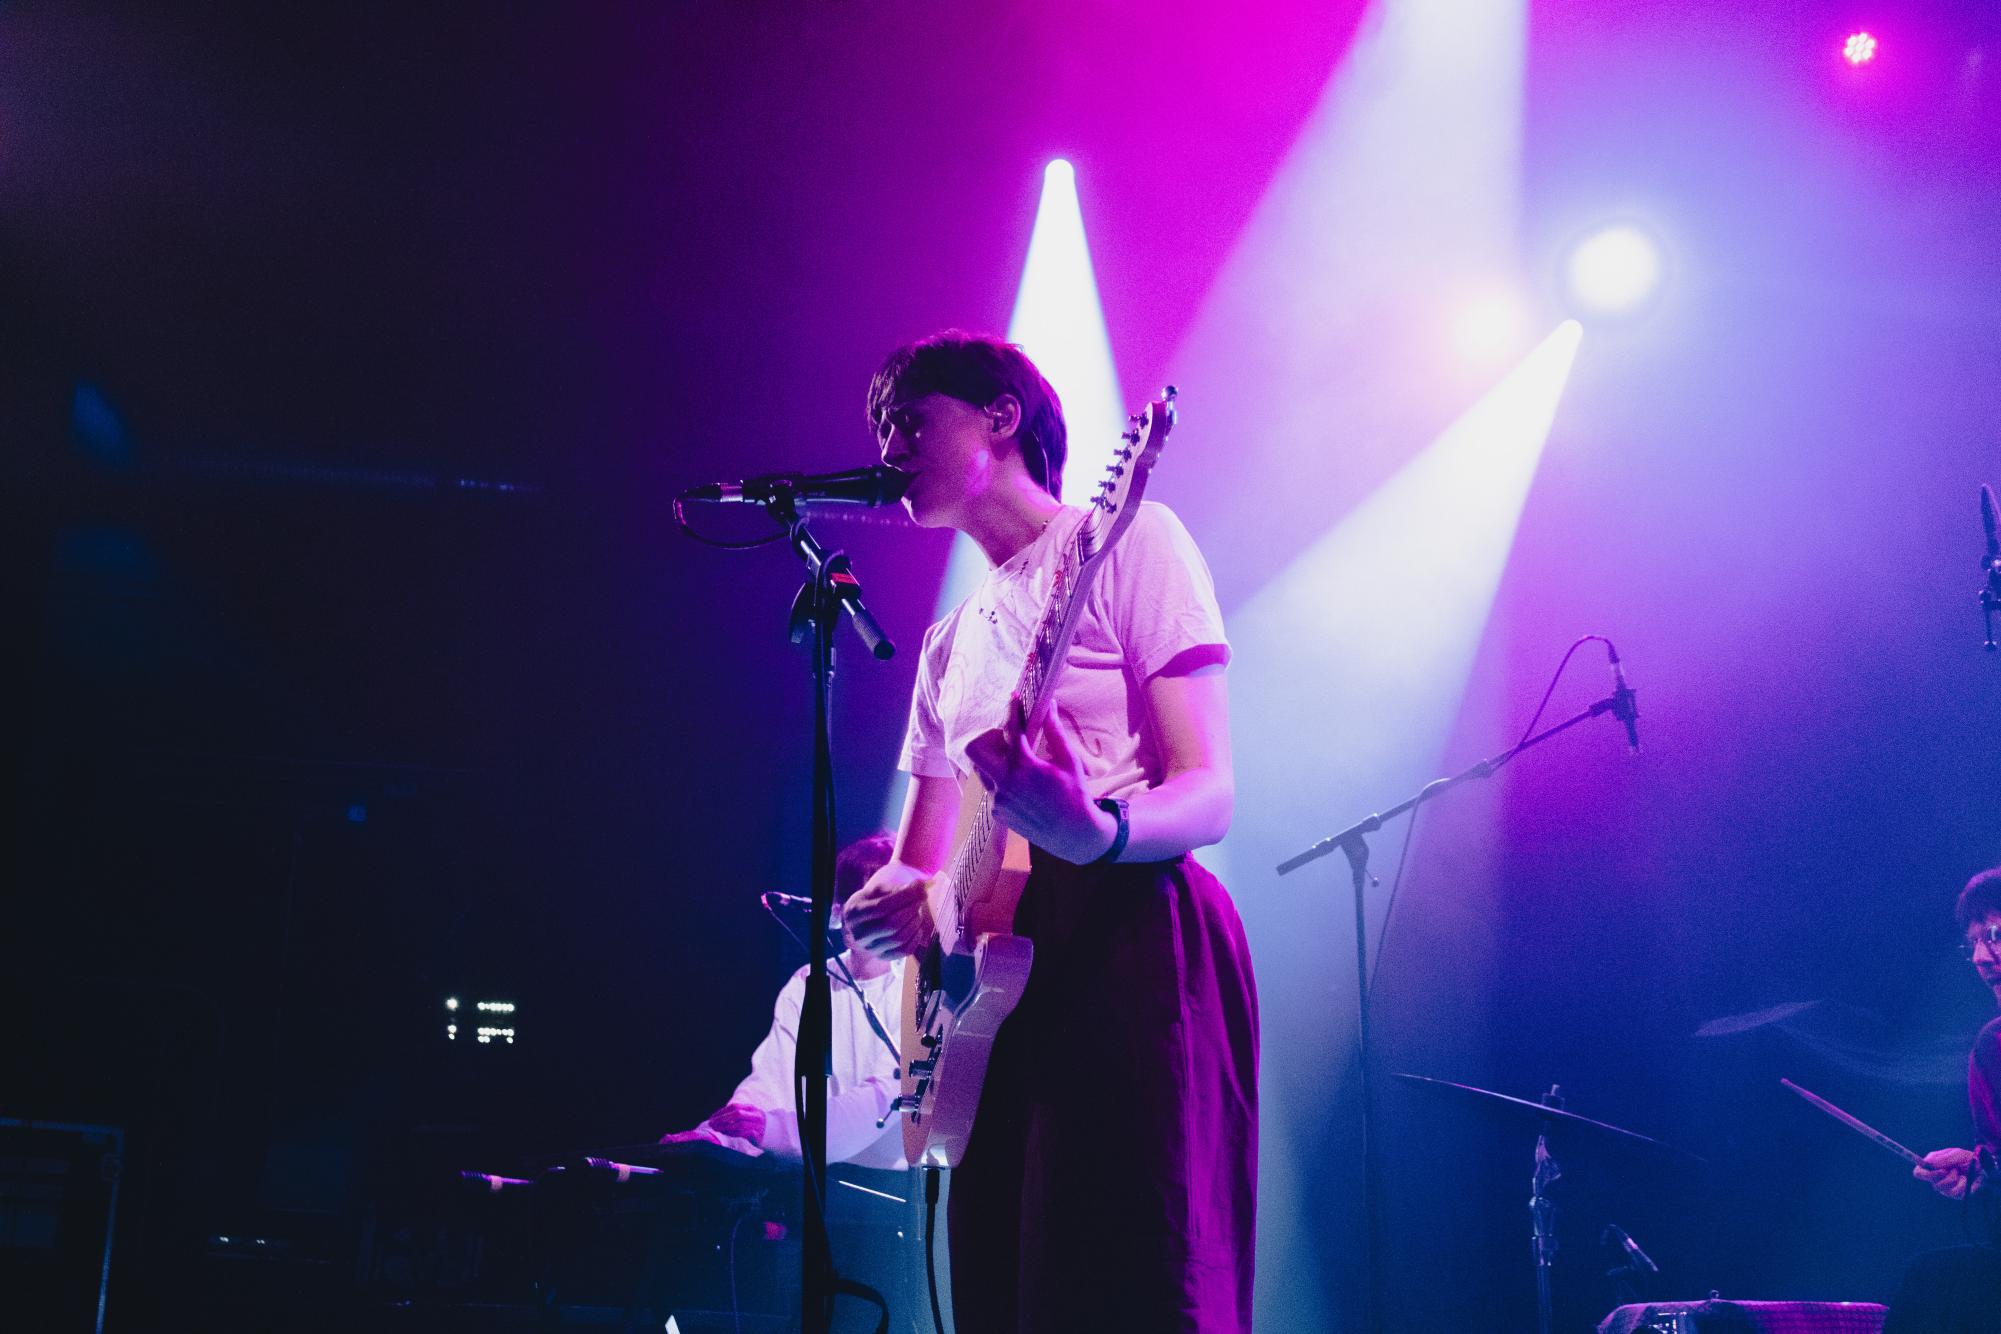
[1960,924,2001,960]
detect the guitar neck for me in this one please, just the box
[938,392,1176,941]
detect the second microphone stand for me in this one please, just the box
[1275,683,1637,1334]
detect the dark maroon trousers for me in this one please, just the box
[947,851,1259,1333]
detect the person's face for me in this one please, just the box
[1966,912,2001,1003]
[876,391,1005,529]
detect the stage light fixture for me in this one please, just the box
[1563,223,1664,318]
[1843,32,1878,66]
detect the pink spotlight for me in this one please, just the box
[1843,31,1878,66]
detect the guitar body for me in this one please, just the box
[898,784,1034,1168]
[889,391,1177,1172]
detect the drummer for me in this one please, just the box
[659,833,907,1169]
[1883,867,2001,1333]
[1912,867,2001,1200]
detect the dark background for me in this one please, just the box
[4,2,2000,1329]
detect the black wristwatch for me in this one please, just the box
[1093,796,1131,865]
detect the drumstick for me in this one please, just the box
[1780,1078,1925,1167]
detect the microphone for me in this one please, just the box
[1602,1223,1660,1275]
[1607,645,1641,754]
[681,465,910,507]
[761,892,845,946]
[761,890,843,919]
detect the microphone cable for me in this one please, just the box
[1370,634,1625,992]
[673,489,788,550]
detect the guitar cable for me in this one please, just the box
[1368,634,1617,992]
[924,1166,947,1334]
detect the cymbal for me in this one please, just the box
[1393,1073,1703,1160]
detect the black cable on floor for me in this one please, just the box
[924,1166,947,1334]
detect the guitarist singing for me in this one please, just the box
[844,331,1258,1334]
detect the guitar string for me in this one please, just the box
[948,531,1078,934]
[911,430,1152,1120]
[919,431,1137,989]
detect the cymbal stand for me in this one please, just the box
[1530,1085,1564,1334]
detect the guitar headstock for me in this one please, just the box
[1079,387,1176,561]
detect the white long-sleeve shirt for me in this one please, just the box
[697,954,907,1170]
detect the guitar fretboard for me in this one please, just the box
[945,526,1087,940]
[933,393,1168,945]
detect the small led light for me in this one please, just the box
[1843,32,1877,66]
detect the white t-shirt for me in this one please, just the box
[696,954,906,1170]
[899,501,1230,800]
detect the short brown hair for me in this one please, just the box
[867,330,1068,497]
[835,832,895,907]
[1956,866,2001,932]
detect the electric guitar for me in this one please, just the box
[889,389,1176,1168]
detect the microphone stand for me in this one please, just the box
[764,488,895,1334]
[1979,484,2001,651]
[1981,558,2001,653]
[1275,687,1635,1334]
